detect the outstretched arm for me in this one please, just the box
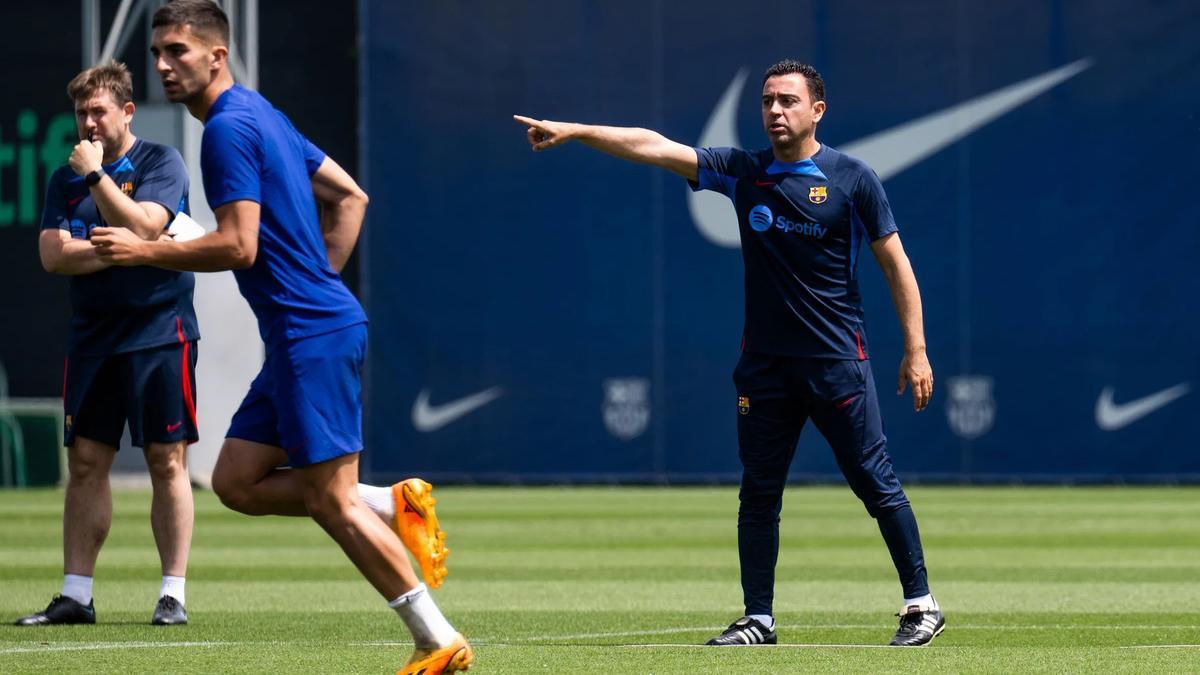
[310,156,368,273]
[870,232,932,412]
[513,114,698,181]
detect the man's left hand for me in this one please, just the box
[897,349,933,412]
[69,140,105,177]
[91,226,151,266]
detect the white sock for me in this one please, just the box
[358,483,396,522]
[748,614,775,630]
[62,574,93,605]
[388,583,458,649]
[902,593,937,612]
[160,575,186,606]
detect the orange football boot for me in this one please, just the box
[398,634,473,675]
[391,478,449,588]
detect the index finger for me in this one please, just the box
[512,114,543,129]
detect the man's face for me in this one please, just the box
[761,73,825,147]
[74,89,133,153]
[151,24,219,103]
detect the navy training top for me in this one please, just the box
[690,144,898,359]
[40,138,198,356]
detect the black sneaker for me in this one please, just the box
[705,616,777,645]
[889,604,945,646]
[151,595,188,625]
[14,595,96,626]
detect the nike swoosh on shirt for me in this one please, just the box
[1094,383,1190,431]
[412,386,503,433]
[687,59,1093,248]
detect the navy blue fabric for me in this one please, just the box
[691,145,897,358]
[226,322,367,467]
[64,337,199,448]
[732,351,921,614]
[41,139,198,356]
[201,84,366,346]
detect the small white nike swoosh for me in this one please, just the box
[688,59,1093,248]
[412,387,503,432]
[1095,383,1190,431]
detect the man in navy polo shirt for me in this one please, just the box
[515,60,943,647]
[18,61,196,627]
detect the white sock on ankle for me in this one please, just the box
[62,574,93,605]
[388,583,458,649]
[902,593,937,612]
[748,614,775,630]
[160,575,186,606]
[358,483,396,522]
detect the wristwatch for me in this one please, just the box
[84,168,105,187]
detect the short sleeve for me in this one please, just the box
[132,146,189,222]
[302,137,326,177]
[201,116,262,209]
[851,166,898,240]
[39,172,68,231]
[688,146,756,199]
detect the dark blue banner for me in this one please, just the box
[360,0,1200,482]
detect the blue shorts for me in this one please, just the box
[227,322,367,467]
[63,339,199,449]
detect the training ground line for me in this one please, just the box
[0,641,236,655]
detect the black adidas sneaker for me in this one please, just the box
[705,616,777,645]
[889,604,945,646]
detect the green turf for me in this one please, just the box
[2,485,1199,673]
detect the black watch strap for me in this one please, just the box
[84,168,105,187]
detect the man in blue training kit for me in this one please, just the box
[18,61,195,627]
[90,2,471,672]
[515,60,944,646]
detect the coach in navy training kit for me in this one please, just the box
[516,60,945,646]
[17,61,196,627]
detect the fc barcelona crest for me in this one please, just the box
[808,186,827,204]
[737,396,750,415]
[120,181,134,196]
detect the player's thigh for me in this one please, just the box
[808,360,905,509]
[125,341,199,449]
[733,352,806,474]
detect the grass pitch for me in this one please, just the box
[1,485,1199,673]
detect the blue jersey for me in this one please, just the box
[691,145,898,359]
[201,85,366,346]
[40,139,198,356]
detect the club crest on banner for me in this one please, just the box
[602,377,651,441]
[946,375,995,440]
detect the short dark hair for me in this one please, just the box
[67,60,133,106]
[762,60,825,103]
[152,0,230,47]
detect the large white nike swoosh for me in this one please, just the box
[1095,383,1190,431]
[688,59,1093,248]
[412,387,503,433]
